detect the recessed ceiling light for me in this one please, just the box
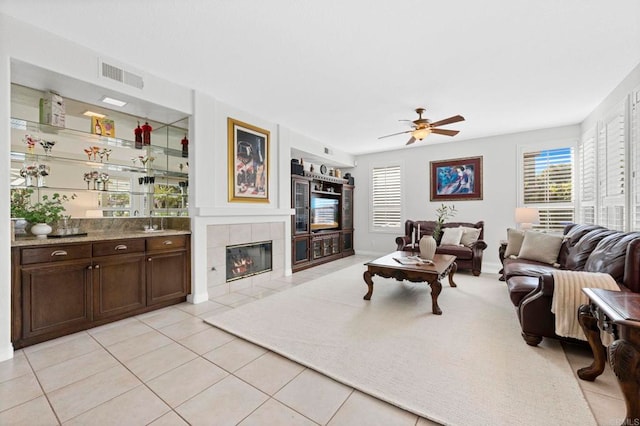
[100,96,127,107]
[82,110,106,118]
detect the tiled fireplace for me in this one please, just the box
[226,241,272,282]
[206,222,285,297]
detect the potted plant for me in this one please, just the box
[21,192,76,238]
[433,203,457,241]
[10,188,34,237]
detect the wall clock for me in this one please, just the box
[320,164,327,175]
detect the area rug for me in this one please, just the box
[205,264,596,425]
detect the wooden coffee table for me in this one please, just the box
[363,251,457,315]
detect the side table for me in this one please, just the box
[577,288,640,425]
[498,239,507,281]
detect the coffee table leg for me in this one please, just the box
[363,270,374,300]
[430,280,442,315]
[448,262,458,287]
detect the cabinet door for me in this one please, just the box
[292,178,310,235]
[292,236,310,265]
[21,260,92,339]
[146,250,188,305]
[341,185,354,230]
[342,230,354,255]
[92,253,146,320]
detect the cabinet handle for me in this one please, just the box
[95,265,100,269]
[162,240,173,245]
[114,244,128,250]
[51,250,68,257]
[148,258,152,262]
[88,265,93,270]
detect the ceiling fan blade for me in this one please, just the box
[431,128,460,137]
[430,115,465,128]
[406,136,416,145]
[378,130,412,139]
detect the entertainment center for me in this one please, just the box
[291,171,354,272]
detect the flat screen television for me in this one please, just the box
[310,195,340,231]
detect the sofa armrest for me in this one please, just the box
[537,273,555,296]
[470,239,487,252]
[396,236,412,251]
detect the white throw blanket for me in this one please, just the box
[551,270,620,345]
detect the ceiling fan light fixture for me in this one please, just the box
[412,127,431,140]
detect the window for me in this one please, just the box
[371,165,401,230]
[597,103,626,230]
[578,128,596,224]
[631,88,640,230]
[520,145,575,232]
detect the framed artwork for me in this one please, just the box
[228,117,270,203]
[430,156,483,201]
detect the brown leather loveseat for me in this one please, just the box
[502,224,640,346]
[396,220,487,276]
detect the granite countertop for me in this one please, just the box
[12,229,191,247]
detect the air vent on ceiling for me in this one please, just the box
[98,58,144,90]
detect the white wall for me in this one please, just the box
[351,125,581,273]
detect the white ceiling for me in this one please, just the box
[1,0,639,156]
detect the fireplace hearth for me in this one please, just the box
[226,240,273,282]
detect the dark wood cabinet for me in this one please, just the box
[92,253,146,320]
[292,177,311,235]
[11,234,191,349]
[92,238,146,320]
[146,235,189,305]
[292,236,311,265]
[20,258,92,341]
[291,172,354,272]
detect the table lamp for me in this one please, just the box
[515,208,539,230]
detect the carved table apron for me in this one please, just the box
[363,251,457,315]
[578,288,640,425]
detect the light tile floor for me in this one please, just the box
[0,255,625,425]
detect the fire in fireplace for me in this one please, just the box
[226,240,273,282]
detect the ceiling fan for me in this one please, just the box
[378,108,465,145]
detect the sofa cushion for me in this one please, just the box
[585,232,640,283]
[441,227,463,245]
[436,245,472,260]
[518,231,564,265]
[557,224,605,267]
[504,228,525,257]
[503,257,558,280]
[506,276,539,306]
[459,226,481,247]
[564,229,616,271]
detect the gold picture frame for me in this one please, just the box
[228,117,270,203]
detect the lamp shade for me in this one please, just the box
[515,208,539,226]
[412,127,432,140]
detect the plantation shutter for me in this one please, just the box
[522,147,574,232]
[632,87,640,230]
[598,104,626,231]
[371,165,401,229]
[579,128,596,224]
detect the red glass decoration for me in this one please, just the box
[141,121,152,145]
[134,122,143,149]
[181,135,188,158]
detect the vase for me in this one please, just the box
[419,235,437,260]
[13,218,28,236]
[30,223,52,239]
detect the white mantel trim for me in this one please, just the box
[196,208,294,217]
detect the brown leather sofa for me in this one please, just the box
[395,220,487,276]
[502,224,640,346]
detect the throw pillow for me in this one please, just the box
[459,226,481,247]
[504,228,525,257]
[440,227,464,246]
[518,231,564,265]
